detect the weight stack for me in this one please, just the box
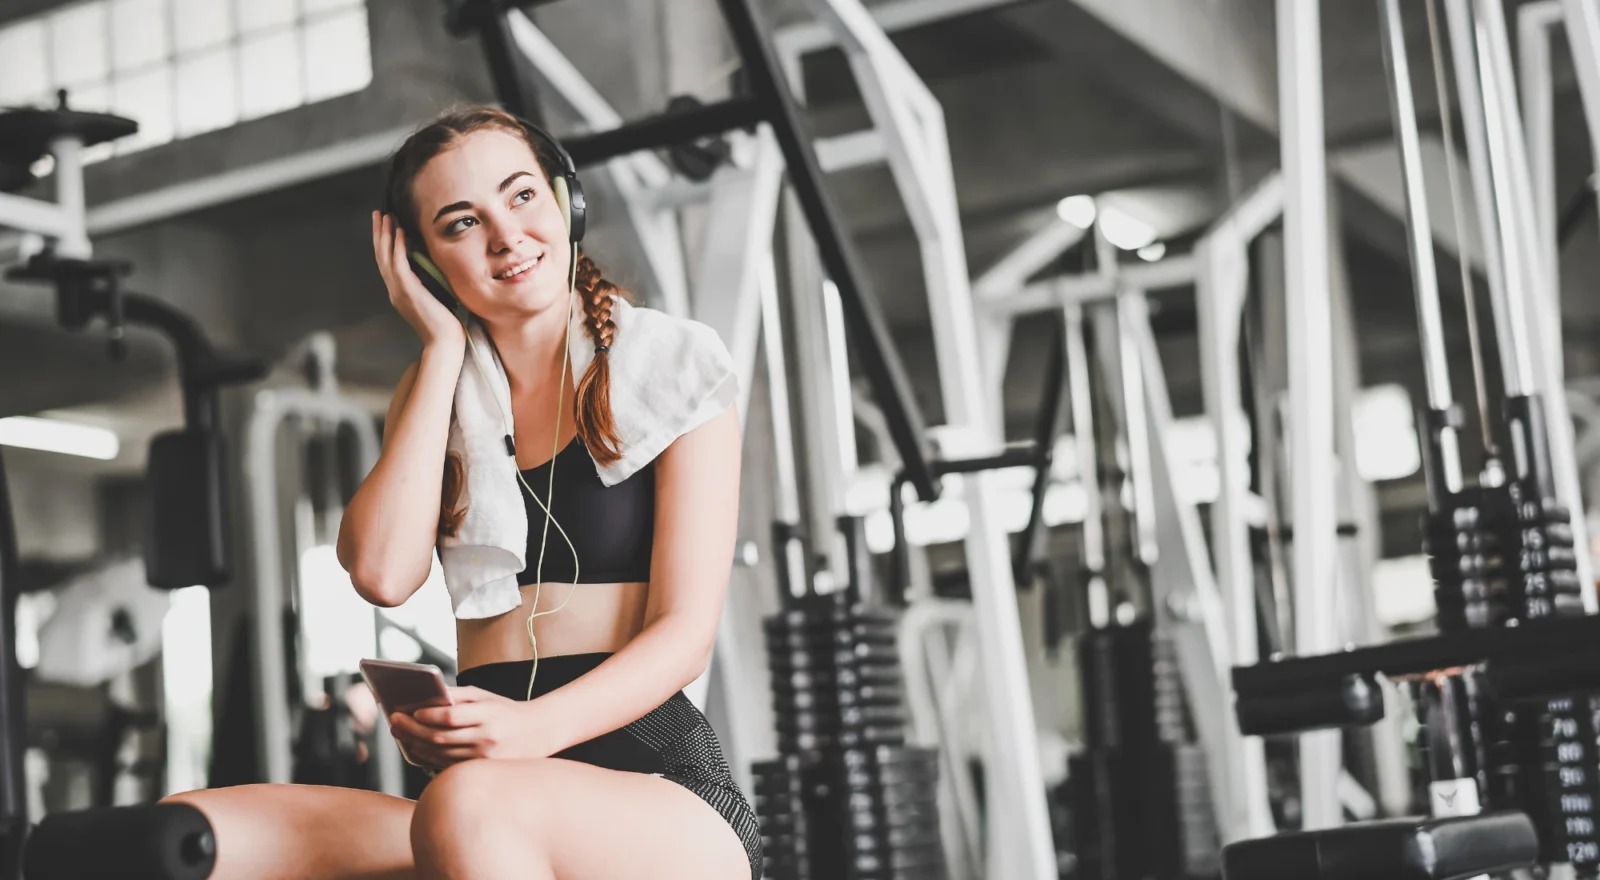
[759,592,947,880]
[1071,621,1219,880]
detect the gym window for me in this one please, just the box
[0,0,373,164]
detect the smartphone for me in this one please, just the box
[359,658,453,767]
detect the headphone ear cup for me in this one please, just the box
[552,177,572,235]
[409,251,458,307]
[563,175,586,244]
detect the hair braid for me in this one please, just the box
[574,252,624,466]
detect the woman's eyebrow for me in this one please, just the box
[431,171,538,222]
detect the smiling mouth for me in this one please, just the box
[493,254,543,280]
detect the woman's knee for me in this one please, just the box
[411,760,560,854]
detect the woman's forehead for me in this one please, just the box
[416,130,541,206]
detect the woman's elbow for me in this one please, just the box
[345,558,418,608]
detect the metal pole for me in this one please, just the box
[1278,0,1343,830]
[1520,2,1562,291]
[0,450,27,866]
[1379,0,1463,491]
[1476,0,1596,604]
[49,135,91,260]
[1560,0,1600,189]
[1194,185,1280,840]
[1444,0,1536,396]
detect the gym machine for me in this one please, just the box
[455,1,1058,875]
[1218,0,1600,877]
[0,100,267,877]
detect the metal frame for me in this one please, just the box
[242,341,390,790]
[1194,171,1283,842]
[1452,0,1596,605]
[788,1,1056,874]
[1278,0,1343,831]
[0,132,92,259]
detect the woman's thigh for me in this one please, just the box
[413,758,751,880]
[162,784,415,880]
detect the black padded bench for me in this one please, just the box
[1222,812,1539,880]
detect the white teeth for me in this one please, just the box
[496,254,541,280]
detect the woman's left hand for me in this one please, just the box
[389,687,552,767]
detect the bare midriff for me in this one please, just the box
[455,579,650,673]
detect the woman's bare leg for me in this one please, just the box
[161,784,415,880]
[410,758,750,880]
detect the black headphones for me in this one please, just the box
[394,116,586,307]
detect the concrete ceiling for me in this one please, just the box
[2,0,1597,549]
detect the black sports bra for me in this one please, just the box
[515,437,655,585]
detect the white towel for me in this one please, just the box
[437,293,739,619]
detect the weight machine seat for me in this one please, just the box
[1221,812,1538,880]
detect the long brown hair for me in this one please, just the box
[382,106,625,538]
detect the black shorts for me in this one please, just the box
[455,653,762,879]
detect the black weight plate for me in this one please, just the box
[764,617,900,642]
[838,763,939,789]
[849,823,944,852]
[841,798,942,830]
[779,729,906,751]
[777,704,905,728]
[767,667,904,692]
[771,685,905,711]
[846,842,947,873]
[840,746,940,767]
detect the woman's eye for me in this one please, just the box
[444,216,476,235]
[513,187,535,205]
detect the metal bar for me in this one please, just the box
[986,255,1200,317]
[760,255,810,598]
[1560,0,1600,181]
[974,223,1088,303]
[1278,0,1342,830]
[49,135,90,259]
[563,96,764,169]
[0,191,73,240]
[1065,304,1106,580]
[1444,0,1533,395]
[1194,203,1278,840]
[1521,2,1562,292]
[1232,612,1600,692]
[1117,292,1159,567]
[717,0,937,500]
[1125,291,1273,845]
[0,450,27,847]
[1013,314,1069,586]
[1379,0,1457,415]
[473,4,543,120]
[1476,0,1596,603]
[777,0,1023,56]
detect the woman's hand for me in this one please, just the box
[371,211,464,350]
[389,687,553,768]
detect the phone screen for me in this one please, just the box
[359,659,452,767]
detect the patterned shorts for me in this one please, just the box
[455,653,762,879]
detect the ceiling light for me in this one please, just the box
[0,416,120,460]
[1056,195,1097,229]
[1137,242,1167,262]
[1097,206,1158,250]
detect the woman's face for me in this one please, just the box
[409,129,573,318]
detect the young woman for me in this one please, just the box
[162,106,760,880]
